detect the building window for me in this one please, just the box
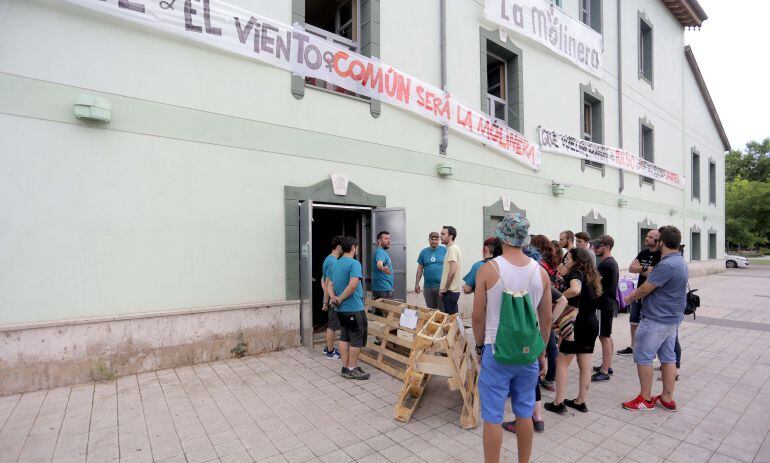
[480,30,522,132]
[709,160,717,204]
[580,84,604,173]
[691,148,701,200]
[487,53,508,124]
[551,0,562,6]
[691,231,701,261]
[639,14,653,84]
[304,0,360,96]
[581,0,602,34]
[640,120,654,186]
[708,232,717,259]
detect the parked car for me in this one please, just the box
[725,254,750,268]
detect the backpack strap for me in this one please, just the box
[520,259,540,293]
[489,260,509,293]
[490,257,537,293]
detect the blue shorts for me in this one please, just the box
[478,346,539,423]
[633,318,679,365]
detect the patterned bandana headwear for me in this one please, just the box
[495,212,531,247]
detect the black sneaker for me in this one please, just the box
[349,366,370,380]
[340,367,354,379]
[544,402,567,414]
[591,371,611,382]
[565,399,588,413]
[592,366,614,375]
[617,346,633,355]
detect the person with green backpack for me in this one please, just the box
[472,213,552,463]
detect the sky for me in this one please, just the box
[684,0,770,152]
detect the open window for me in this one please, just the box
[580,0,602,34]
[304,0,360,96]
[480,29,523,132]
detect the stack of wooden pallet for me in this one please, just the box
[358,298,435,380]
[394,310,480,429]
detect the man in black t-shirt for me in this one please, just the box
[592,235,619,381]
[617,229,661,356]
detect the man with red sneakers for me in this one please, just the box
[621,226,688,412]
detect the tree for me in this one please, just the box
[725,137,770,182]
[725,177,770,248]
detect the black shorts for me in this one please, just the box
[327,308,340,331]
[598,303,616,338]
[559,313,599,354]
[338,310,368,348]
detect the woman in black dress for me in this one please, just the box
[545,247,603,414]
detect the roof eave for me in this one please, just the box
[684,46,731,152]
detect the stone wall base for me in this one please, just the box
[0,301,300,396]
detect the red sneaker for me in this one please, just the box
[622,394,655,410]
[654,395,677,412]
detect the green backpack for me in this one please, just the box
[491,259,545,365]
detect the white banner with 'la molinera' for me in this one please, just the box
[538,128,685,189]
[63,0,541,171]
[484,0,603,77]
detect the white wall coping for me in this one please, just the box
[0,300,300,333]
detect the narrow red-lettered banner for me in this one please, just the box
[64,0,541,170]
[539,128,685,189]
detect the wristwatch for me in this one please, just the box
[642,264,649,272]
[475,344,484,356]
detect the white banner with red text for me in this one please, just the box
[538,128,685,189]
[484,0,603,77]
[64,0,541,170]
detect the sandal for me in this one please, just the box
[501,421,516,433]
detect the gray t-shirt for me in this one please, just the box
[642,253,688,325]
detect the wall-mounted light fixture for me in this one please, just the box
[436,162,454,177]
[669,208,679,216]
[703,215,709,221]
[73,95,112,124]
[617,197,628,207]
[551,182,566,196]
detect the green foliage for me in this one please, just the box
[725,137,770,182]
[725,177,770,248]
[725,138,770,248]
[231,333,249,358]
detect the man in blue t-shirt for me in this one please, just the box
[320,236,344,360]
[415,231,445,310]
[372,231,394,300]
[329,236,370,380]
[622,226,688,412]
[462,237,499,294]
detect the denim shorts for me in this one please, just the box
[478,346,539,423]
[633,318,679,365]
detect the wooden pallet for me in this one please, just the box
[394,311,480,429]
[358,298,435,380]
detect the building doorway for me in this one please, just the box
[310,205,370,336]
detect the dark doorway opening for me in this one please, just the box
[311,206,369,333]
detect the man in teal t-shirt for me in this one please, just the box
[372,231,394,299]
[320,236,343,360]
[330,237,370,380]
[415,231,446,310]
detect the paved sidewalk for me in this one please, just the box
[1,267,769,462]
